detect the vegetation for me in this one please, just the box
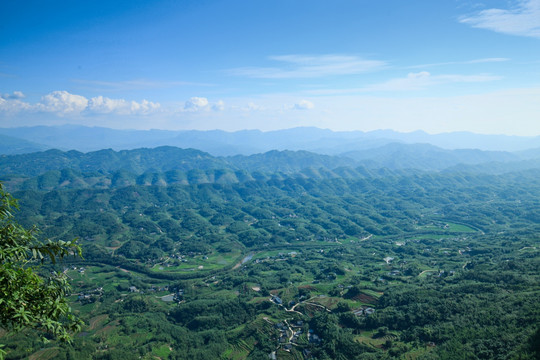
[0,147,539,359]
[0,184,82,359]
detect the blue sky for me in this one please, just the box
[1,0,539,135]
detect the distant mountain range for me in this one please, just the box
[1,125,540,155]
[2,125,540,192]
[0,133,48,154]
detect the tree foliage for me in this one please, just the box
[0,183,82,358]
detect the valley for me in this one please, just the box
[0,147,539,359]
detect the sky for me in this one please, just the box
[1,0,539,135]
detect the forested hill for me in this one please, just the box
[0,149,535,193]
[342,143,520,170]
[2,143,539,359]
[0,147,229,177]
[5,160,540,359]
[0,146,356,178]
[3,143,540,190]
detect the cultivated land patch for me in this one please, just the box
[28,347,60,360]
[88,314,109,331]
[95,319,119,336]
[444,222,477,232]
[152,344,173,359]
[309,295,340,309]
[350,292,378,305]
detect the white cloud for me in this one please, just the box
[460,0,540,38]
[183,97,224,112]
[0,91,26,100]
[0,97,32,113]
[87,96,160,115]
[228,54,386,79]
[38,91,89,115]
[129,99,160,114]
[293,100,315,110]
[0,90,161,117]
[184,97,209,111]
[211,100,225,111]
[88,96,127,114]
[244,102,264,111]
[0,91,30,113]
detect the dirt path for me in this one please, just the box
[303,301,332,312]
[287,296,332,314]
[290,296,317,311]
[284,320,295,342]
[270,295,326,316]
[418,269,437,277]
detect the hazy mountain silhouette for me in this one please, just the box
[2,125,540,155]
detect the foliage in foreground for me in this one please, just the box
[0,183,82,359]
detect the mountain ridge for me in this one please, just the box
[2,144,540,192]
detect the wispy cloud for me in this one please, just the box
[72,79,213,92]
[459,0,540,38]
[408,58,509,69]
[306,71,501,95]
[370,72,501,91]
[212,100,225,111]
[242,102,265,111]
[228,54,386,79]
